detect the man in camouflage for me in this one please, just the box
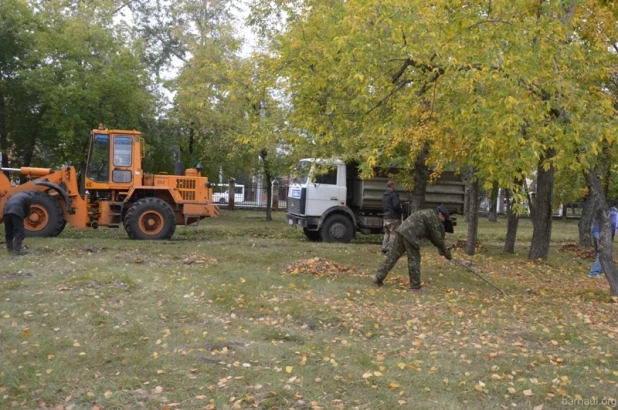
[373,206,452,292]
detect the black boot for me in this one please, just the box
[6,239,13,252]
[13,238,28,256]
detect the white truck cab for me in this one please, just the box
[287,158,355,242]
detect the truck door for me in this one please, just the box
[305,164,346,216]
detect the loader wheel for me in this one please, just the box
[25,191,66,237]
[320,214,354,243]
[124,198,176,240]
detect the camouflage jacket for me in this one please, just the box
[396,209,450,257]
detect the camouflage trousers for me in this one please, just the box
[375,233,422,289]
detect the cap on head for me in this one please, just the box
[436,205,450,220]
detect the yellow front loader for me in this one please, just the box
[0,127,218,240]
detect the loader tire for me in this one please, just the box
[124,198,176,240]
[25,191,66,237]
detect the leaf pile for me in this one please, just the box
[448,239,486,252]
[560,243,595,261]
[284,257,365,277]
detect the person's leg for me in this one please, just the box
[404,241,422,289]
[375,233,406,283]
[381,220,392,253]
[388,219,401,252]
[589,232,602,276]
[12,215,28,255]
[5,214,15,251]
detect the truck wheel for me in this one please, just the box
[25,191,65,237]
[303,228,322,242]
[219,198,226,204]
[320,214,354,243]
[124,198,176,240]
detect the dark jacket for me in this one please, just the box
[4,192,33,218]
[396,209,451,258]
[383,189,402,220]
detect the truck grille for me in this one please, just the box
[288,197,301,214]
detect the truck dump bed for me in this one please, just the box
[348,170,465,215]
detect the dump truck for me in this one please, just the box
[286,159,465,242]
[0,127,219,240]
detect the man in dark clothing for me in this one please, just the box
[382,180,403,254]
[373,206,452,291]
[3,191,34,255]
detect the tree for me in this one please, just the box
[0,0,36,170]
[230,55,300,220]
[250,0,618,264]
[1,0,156,169]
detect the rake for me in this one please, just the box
[451,258,506,296]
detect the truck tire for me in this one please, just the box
[320,214,354,243]
[303,227,322,242]
[25,191,66,237]
[124,198,176,240]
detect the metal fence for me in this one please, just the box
[477,193,583,218]
[212,182,289,210]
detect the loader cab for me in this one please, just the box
[85,129,143,190]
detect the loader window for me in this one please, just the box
[87,134,110,182]
[113,136,132,167]
[112,170,132,183]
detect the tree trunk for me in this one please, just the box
[528,149,555,260]
[464,185,470,222]
[465,174,479,256]
[19,133,37,184]
[188,126,194,156]
[584,171,618,296]
[488,182,498,222]
[578,194,595,246]
[408,143,430,213]
[504,189,520,253]
[603,160,611,200]
[0,92,8,176]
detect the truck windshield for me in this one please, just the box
[292,161,312,185]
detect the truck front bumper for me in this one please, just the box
[287,214,307,227]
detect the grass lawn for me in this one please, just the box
[1,211,617,410]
